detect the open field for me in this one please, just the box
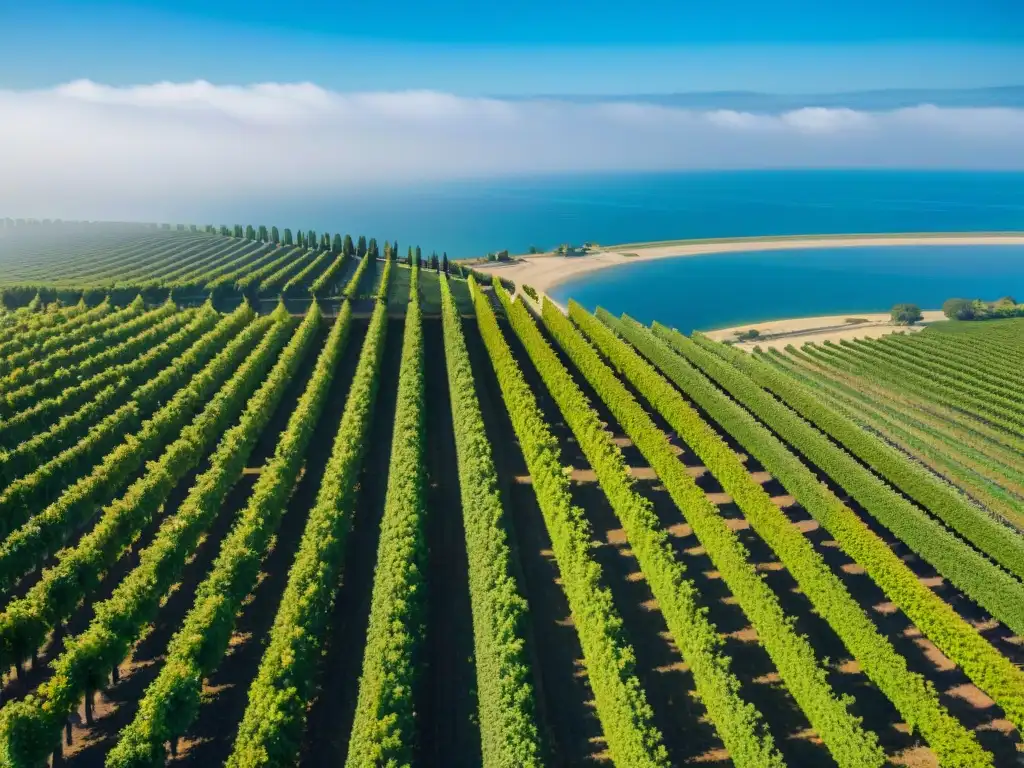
[473,233,1024,297]
[0,223,1020,767]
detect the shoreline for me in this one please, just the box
[473,232,1024,296]
[703,310,947,350]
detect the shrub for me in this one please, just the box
[942,298,975,320]
[890,303,922,325]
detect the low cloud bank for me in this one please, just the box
[2,80,1023,219]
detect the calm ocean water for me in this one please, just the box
[550,245,1024,332]
[231,169,1024,328]
[235,170,1024,259]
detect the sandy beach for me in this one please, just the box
[474,233,1024,295]
[704,310,947,350]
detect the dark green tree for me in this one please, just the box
[297,231,306,248]
[332,233,343,254]
[258,225,268,241]
[219,225,230,236]
[245,224,255,240]
[307,230,316,249]
[321,233,331,251]
[942,298,976,320]
[283,228,294,246]
[357,235,367,258]
[233,224,243,237]
[430,251,440,271]
[442,252,449,273]
[271,226,280,243]
[891,303,923,325]
[415,245,422,265]
[367,238,378,259]
[406,246,413,266]
[343,234,355,257]
[383,241,392,261]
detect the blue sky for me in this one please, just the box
[3,0,1024,221]
[2,1,1023,94]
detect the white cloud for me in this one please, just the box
[1,80,1022,220]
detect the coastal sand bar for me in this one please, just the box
[474,233,1024,296]
[704,310,947,350]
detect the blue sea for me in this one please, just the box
[549,245,1024,332]
[232,170,1024,259]
[230,169,1024,328]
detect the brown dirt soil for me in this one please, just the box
[464,312,608,765]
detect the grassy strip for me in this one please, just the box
[490,286,782,767]
[438,275,546,766]
[654,324,1024,730]
[549,300,882,768]
[599,310,991,767]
